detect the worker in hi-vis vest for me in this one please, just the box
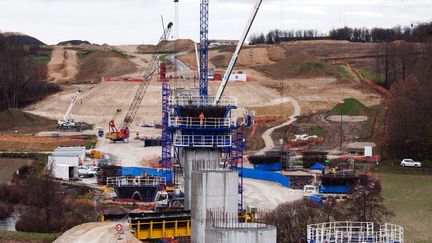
[199,112,205,126]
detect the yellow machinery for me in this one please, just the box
[131,219,191,240]
[89,150,103,159]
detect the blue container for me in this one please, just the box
[242,168,289,187]
[319,184,351,194]
[254,161,282,171]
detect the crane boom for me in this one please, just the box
[213,0,262,105]
[63,90,81,121]
[121,22,173,129]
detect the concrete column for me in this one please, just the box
[180,148,221,210]
[191,169,238,243]
[205,225,277,243]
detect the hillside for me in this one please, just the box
[58,40,91,46]
[252,51,337,79]
[137,39,195,53]
[76,49,137,83]
[0,108,57,134]
[2,32,45,45]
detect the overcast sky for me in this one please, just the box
[0,0,431,45]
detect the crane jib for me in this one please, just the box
[120,23,173,129]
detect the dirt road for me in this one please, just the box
[256,97,301,155]
[54,221,140,243]
[48,46,78,82]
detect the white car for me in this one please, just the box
[77,166,93,177]
[401,159,422,168]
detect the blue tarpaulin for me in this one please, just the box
[120,167,173,183]
[309,194,323,203]
[319,184,351,194]
[242,168,289,187]
[254,161,282,171]
[310,162,324,170]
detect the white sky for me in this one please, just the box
[0,0,431,45]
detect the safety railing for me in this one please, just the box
[307,221,404,243]
[168,116,233,128]
[206,208,274,230]
[106,176,166,187]
[377,223,404,243]
[169,96,237,107]
[173,135,232,148]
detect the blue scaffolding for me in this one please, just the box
[199,0,209,97]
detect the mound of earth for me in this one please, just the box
[137,39,195,53]
[58,40,91,46]
[0,108,57,134]
[328,98,371,116]
[1,32,45,45]
[252,51,336,79]
[76,50,137,83]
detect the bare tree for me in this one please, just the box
[345,174,394,224]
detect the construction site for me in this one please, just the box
[3,0,432,243]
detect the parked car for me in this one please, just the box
[400,159,422,167]
[87,167,99,177]
[77,166,93,177]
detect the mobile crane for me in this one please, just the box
[213,0,262,105]
[58,89,86,131]
[106,22,173,142]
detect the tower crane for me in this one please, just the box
[106,22,174,142]
[213,0,262,105]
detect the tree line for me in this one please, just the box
[264,174,392,242]
[0,33,59,112]
[378,42,432,160]
[249,22,432,44]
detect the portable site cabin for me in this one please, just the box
[54,146,86,163]
[47,153,80,180]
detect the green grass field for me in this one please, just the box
[328,98,370,116]
[32,54,51,64]
[336,65,354,80]
[379,173,432,242]
[0,230,58,243]
[360,69,380,83]
[0,158,30,183]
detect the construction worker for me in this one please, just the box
[199,112,205,126]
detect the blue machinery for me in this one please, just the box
[161,0,262,211]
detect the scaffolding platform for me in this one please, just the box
[173,135,232,148]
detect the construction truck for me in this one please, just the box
[58,90,86,131]
[154,188,184,209]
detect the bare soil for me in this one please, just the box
[0,135,91,152]
[137,39,195,53]
[76,50,137,83]
[47,46,78,83]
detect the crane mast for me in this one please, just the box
[199,0,209,97]
[213,0,262,105]
[121,22,174,130]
